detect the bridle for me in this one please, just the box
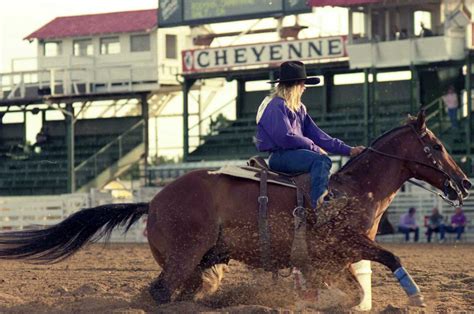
[367,124,463,207]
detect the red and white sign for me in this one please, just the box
[182,36,347,74]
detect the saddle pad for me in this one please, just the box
[209,166,297,189]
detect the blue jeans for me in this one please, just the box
[427,225,445,242]
[269,149,332,207]
[398,226,419,242]
[444,225,465,240]
[448,108,458,128]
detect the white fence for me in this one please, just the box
[0,182,472,243]
[0,187,162,243]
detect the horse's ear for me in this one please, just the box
[415,110,427,133]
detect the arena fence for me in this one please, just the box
[0,187,161,243]
[0,181,472,243]
[381,180,474,243]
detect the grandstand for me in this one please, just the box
[0,9,186,195]
[0,116,145,195]
[172,0,474,180]
[1,0,474,197]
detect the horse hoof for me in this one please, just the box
[149,280,172,304]
[409,294,427,307]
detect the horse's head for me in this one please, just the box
[404,111,471,204]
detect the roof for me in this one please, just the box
[25,9,157,41]
[309,0,381,6]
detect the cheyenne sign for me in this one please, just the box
[182,36,347,73]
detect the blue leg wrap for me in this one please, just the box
[394,267,420,296]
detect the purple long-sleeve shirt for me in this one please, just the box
[399,213,418,228]
[451,213,466,226]
[255,97,352,155]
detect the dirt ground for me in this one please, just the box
[0,243,472,313]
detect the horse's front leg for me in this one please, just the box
[351,235,426,307]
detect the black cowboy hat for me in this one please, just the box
[269,61,320,85]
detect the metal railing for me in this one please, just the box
[74,120,145,185]
[0,63,180,100]
[188,96,237,144]
[424,97,445,133]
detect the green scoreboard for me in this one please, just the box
[159,0,311,27]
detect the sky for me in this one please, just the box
[0,0,157,72]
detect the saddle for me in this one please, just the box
[210,156,312,206]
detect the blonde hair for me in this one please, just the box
[271,82,303,112]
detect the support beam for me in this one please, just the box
[141,93,149,185]
[236,79,245,119]
[371,68,377,138]
[323,73,333,121]
[465,54,472,156]
[182,79,196,161]
[269,71,276,90]
[410,65,419,113]
[22,109,27,145]
[363,69,370,145]
[65,103,75,193]
[348,8,353,44]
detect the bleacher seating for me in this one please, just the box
[187,107,402,162]
[0,117,144,195]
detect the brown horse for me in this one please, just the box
[0,111,470,309]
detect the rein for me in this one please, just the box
[366,124,462,207]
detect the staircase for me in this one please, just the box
[0,118,145,196]
[75,120,145,192]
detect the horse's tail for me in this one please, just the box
[0,202,149,264]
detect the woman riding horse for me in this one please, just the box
[0,114,470,309]
[255,61,365,208]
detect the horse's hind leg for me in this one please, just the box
[352,235,426,307]
[177,263,227,301]
[329,267,364,308]
[149,232,219,304]
[176,236,230,301]
[195,264,227,300]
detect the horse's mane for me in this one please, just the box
[336,117,417,174]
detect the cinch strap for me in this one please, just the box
[394,267,420,296]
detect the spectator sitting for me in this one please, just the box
[419,22,434,37]
[445,207,467,242]
[426,207,445,243]
[34,126,49,153]
[398,207,419,242]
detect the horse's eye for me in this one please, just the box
[433,144,442,151]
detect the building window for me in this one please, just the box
[165,34,177,59]
[352,11,366,38]
[131,34,151,52]
[44,41,62,57]
[73,39,93,56]
[414,11,432,36]
[100,37,120,55]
